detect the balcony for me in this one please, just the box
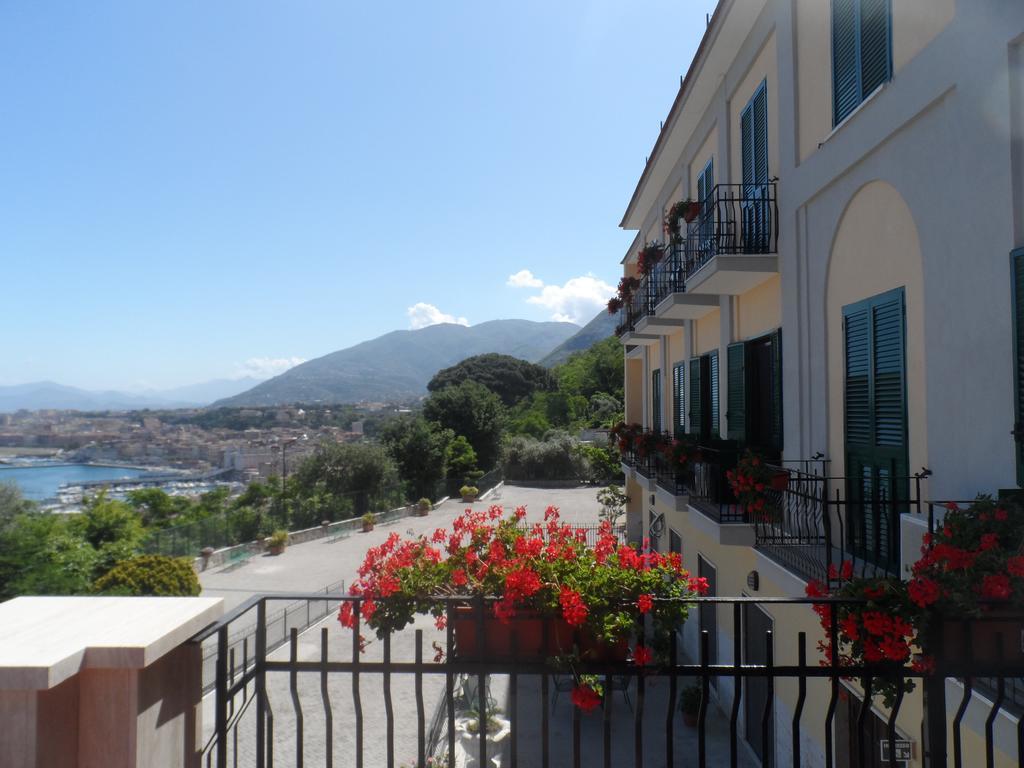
[681,182,779,297]
[615,289,659,346]
[195,593,1022,768]
[753,465,931,585]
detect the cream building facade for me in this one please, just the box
[615,1,1024,765]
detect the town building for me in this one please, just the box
[615,1,1024,765]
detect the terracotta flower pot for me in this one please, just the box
[770,471,790,491]
[268,544,285,556]
[940,614,1024,667]
[682,711,699,728]
[682,201,702,223]
[362,522,374,533]
[461,495,477,504]
[451,606,548,660]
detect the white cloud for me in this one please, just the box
[233,357,306,380]
[407,302,469,330]
[525,274,615,325]
[506,269,544,288]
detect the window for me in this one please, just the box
[843,288,907,570]
[740,81,770,252]
[1013,249,1024,485]
[696,159,715,250]
[726,330,783,452]
[652,369,662,434]
[832,0,892,125]
[672,362,686,437]
[688,351,719,440]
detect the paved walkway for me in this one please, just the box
[198,484,754,767]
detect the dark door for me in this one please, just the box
[744,603,773,763]
[698,556,718,684]
[843,289,908,572]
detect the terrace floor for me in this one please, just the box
[197,485,756,767]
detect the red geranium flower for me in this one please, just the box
[571,684,602,713]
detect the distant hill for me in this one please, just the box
[215,319,579,407]
[0,378,265,413]
[539,309,617,367]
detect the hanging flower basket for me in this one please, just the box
[770,470,790,491]
[682,201,702,223]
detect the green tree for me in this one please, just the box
[427,353,556,406]
[126,488,192,528]
[0,514,97,598]
[292,441,401,517]
[381,415,453,500]
[93,555,201,596]
[423,381,506,469]
[71,492,145,550]
[555,337,624,402]
[446,435,479,481]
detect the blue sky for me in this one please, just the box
[0,1,716,390]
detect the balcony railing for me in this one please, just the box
[753,468,931,585]
[196,593,1024,768]
[683,182,778,280]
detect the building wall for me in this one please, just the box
[729,31,779,187]
[735,274,781,342]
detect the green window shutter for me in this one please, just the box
[1013,250,1024,486]
[859,0,891,100]
[844,307,872,446]
[832,0,859,124]
[709,350,720,438]
[652,369,663,434]
[770,329,784,451]
[753,82,768,185]
[672,363,686,438]
[689,358,702,436]
[726,342,746,442]
[740,103,754,190]
[872,295,905,447]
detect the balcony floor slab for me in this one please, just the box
[654,292,720,319]
[685,255,778,296]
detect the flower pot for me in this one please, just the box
[770,471,790,491]
[682,201,702,223]
[417,507,430,517]
[940,614,1024,666]
[451,606,548,660]
[682,711,699,728]
[461,495,477,504]
[268,544,285,556]
[362,522,374,533]
[547,620,630,662]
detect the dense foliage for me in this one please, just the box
[93,554,201,596]
[427,354,555,407]
[423,380,506,470]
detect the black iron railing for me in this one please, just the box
[683,182,779,279]
[686,446,745,523]
[194,593,1024,768]
[649,244,686,309]
[754,469,931,585]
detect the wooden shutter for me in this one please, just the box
[769,329,784,451]
[844,307,872,447]
[727,342,746,442]
[832,0,859,124]
[872,297,905,447]
[651,369,663,434]
[740,103,754,191]
[709,350,720,438]
[753,83,768,185]
[672,363,686,438]
[1013,250,1024,485]
[689,358,702,436]
[859,0,891,100]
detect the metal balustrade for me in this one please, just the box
[194,593,1024,768]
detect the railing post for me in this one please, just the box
[255,599,267,768]
[923,625,948,768]
[215,626,228,768]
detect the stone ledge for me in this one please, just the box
[0,596,222,691]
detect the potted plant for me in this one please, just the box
[679,683,702,727]
[460,485,479,503]
[636,243,666,276]
[726,450,786,521]
[664,199,701,242]
[416,498,432,517]
[339,504,708,710]
[200,546,216,570]
[267,529,289,555]
[805,496,1024,704]
[361,512,376,532]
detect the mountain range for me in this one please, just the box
[215,319,579,407]
[0,378,264,413]
[5,313,617,412]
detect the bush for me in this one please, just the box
[500,432,588,482]
[93,555,201,597]
[459,485,479,498]
[267,530,289,548]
